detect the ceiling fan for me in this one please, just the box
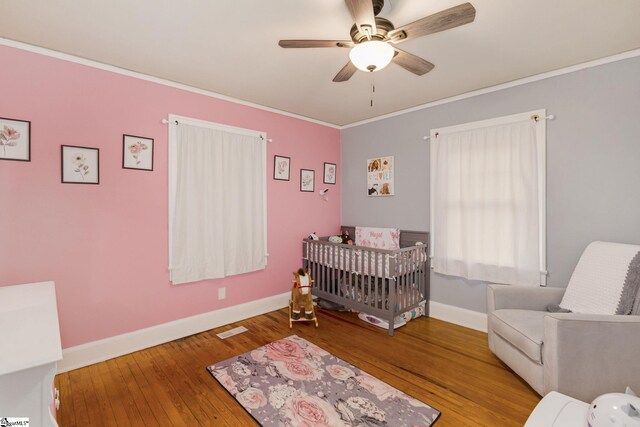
[279,0,476,82]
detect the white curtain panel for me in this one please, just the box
[431,113,545,286]
[170,123,265,284]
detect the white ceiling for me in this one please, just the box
[2,0,640,126]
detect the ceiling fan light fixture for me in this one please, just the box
[349,40,394,73]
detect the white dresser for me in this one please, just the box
[0,281,62,426]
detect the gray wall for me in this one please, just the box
[341,56,640,313]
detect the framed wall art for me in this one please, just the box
[123,134,154,171]
[273,155,290,181]
[300,169,315,192]
[0,117,31,162]
[367,156,394,196]
[61,145,100,184]
[323,162,336,184]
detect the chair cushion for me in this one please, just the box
[489,309,547,363]
[560,242,640,315]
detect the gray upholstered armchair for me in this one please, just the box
[487,242,640,403]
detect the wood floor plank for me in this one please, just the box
[113,355,162,426]
[120,348,181,427]
[150,340,240,426]
[67,368,92,426]
[86,364,118,426]
[94,358,132,424]
[171,338,251,425]
[104,358,146,427]
[130,346,198,425]
[56,308,540,426]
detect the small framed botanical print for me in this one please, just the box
[323,162,336,184]
[300,169,315,192]
[273,155,291,181]
[123,134,154,171]
[61,145,100,184]
[0,117,31,162]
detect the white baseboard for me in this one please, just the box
[58,292,290,373]
[428,301,488,333]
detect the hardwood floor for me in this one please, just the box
[55,308,541,426]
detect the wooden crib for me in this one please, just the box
[303,226,430,336]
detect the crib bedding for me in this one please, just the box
[340,279,425,311]
[306,244,427,278]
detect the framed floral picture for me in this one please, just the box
[0,117,31,162]
[300,169,315,192]
[123,134,154,171]
[273,155,290,181]
[61,145,100,184]
[323,162,336,184]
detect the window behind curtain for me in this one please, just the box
[168,115,267,285]
[430,110,546,286]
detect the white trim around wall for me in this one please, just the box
[58,294,486,373]
[0,38,340,130]
[429,301,488,333]
[342,48,640,129]
[57,292,290,373]
[2,37,639,130]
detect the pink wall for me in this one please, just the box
[0,45,341,348]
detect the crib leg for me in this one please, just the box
[387,316,395,336]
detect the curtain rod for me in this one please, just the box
[423,114,555,141]
[160,118,272,142]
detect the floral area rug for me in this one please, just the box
[207,335,440,426]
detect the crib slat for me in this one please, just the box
[345,247,349,297]
[368,249,373,309]
[404,250,408,309]
[405,251,409,309]
[319,243,324,293]
[331,245,336,296]
[373,251,378,309]
[359,247,364,305]
[374,252,379,309]
[382,254,387,310]
[400,254,405,311]
[376,252,381,310]
[314,243,319,294]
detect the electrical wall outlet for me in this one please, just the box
[218,287,226,300]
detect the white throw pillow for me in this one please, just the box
[560,241,640,315]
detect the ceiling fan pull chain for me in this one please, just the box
[370,75,376,107]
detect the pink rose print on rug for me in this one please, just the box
[208,335,440,426]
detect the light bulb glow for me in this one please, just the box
[349,40,394,72]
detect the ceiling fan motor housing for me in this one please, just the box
[350,17,395,43]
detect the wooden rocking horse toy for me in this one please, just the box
[289,268,318,328]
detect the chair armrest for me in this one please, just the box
[543,313,640,402]
[487,284,566,312]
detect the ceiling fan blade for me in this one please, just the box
[388,2,476,43]
[279,40,354,48]
[333,61,358,82]
[345,0,377,36]
[392,48,434,76]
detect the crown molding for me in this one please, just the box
[0,38,341,130]
[341,48,640,129]
[3,38,639,131]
